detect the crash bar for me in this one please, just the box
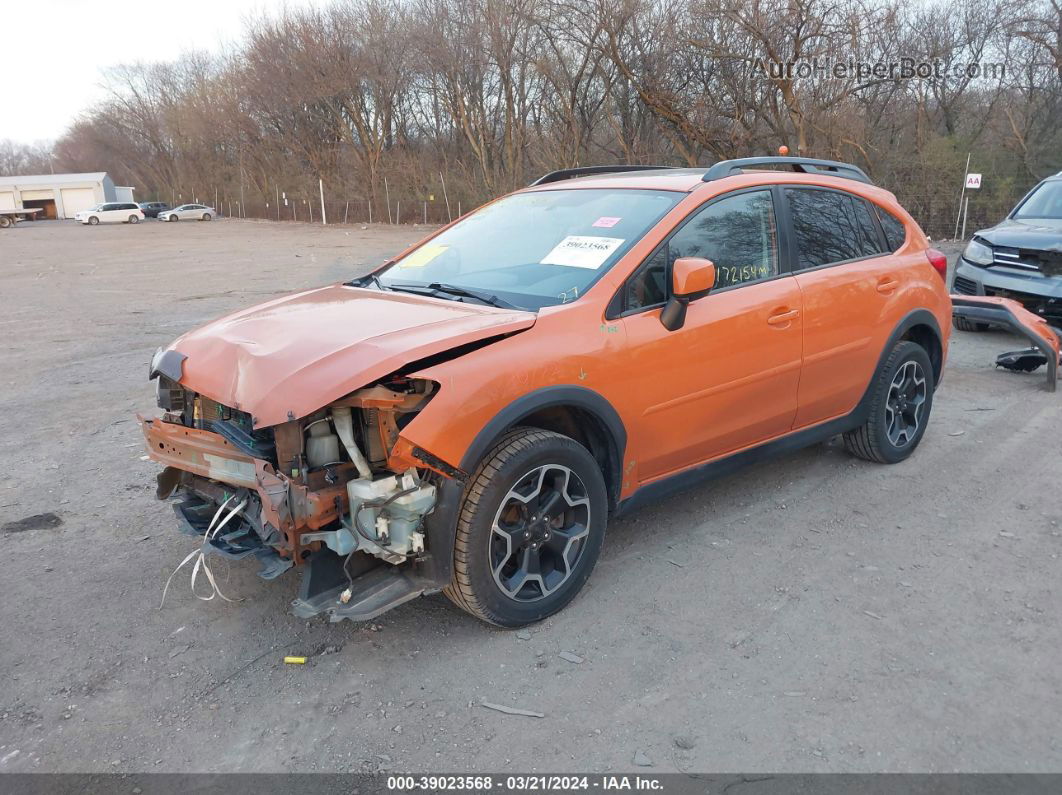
[702,157,871,184]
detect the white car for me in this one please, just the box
[158,204,215,222]
[75,202,144,225]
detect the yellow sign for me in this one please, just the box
[400,245,447,268]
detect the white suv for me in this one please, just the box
[75,203,145,225]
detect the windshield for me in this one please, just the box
[1014,181,1062,220]
[377,189,681,310]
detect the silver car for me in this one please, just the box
[159,204,215,222]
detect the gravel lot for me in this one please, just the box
[0,218,1059,774]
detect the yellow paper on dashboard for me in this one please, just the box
[401,245,448,268]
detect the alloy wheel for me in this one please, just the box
[885,360,927,447]
[489,464,591,602]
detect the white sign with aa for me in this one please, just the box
[965,173,982,189]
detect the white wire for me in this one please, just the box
[159,496,248,609]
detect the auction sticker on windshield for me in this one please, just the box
[541,236,624,269]
[401,245,448,268]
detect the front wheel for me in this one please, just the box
[444,428,608,627]
[843,340,934,464]
[168,214,178,222]
[87,216,99,225]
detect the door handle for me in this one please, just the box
[877,278,899,294]
[767,309,800,326]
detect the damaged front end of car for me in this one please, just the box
[140,349,467,622]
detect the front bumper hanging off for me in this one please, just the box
[951,295,1060,392]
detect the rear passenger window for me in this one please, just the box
[876,207,907,252]
[786,188,881,268]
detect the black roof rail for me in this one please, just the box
[530,165,676,186]
[702,157,871,184]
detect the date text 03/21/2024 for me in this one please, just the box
[386,775,665,791]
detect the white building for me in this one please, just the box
[0,172,134,220]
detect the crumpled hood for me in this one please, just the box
[168,284,536,428]
[978,218,1062,252]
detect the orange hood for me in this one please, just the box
[168,284,536,428]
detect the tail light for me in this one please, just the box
[926,248,948,281]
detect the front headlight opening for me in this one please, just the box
[963,239,994,266]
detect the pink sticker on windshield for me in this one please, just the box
[592,216,621,228]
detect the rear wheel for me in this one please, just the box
[0,215,11,228]
[444,428,608,627]
[843,341,934,464]
[953,315,990,332]
[128,215,139,224]
[201,213,212,221]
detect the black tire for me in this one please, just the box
[953,315,989,333]
[128,215,139,224]
[88,216,99,225]
[201,213,212,221]
[843,341,935,464]
[0,215,11,228]
[444,428,608,627]
[168,214,178,222]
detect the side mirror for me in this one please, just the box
[660,257,716,331]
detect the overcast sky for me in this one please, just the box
[5,0,314,144]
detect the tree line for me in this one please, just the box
[3,0,1060,237]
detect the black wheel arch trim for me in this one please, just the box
[458,385,627,505]
[890,308,944,385]
[414,476,464,588]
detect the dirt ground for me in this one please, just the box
[0,218,1059,774]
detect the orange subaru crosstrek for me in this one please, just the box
[142,157,956,627]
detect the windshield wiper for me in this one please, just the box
[388,282,518,310]
[350,272,388,290]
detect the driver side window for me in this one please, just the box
[623,189,779,312]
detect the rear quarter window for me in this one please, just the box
[876,207,908,252]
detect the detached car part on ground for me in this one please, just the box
[141,157,954,627]
[951,296,1060,391]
